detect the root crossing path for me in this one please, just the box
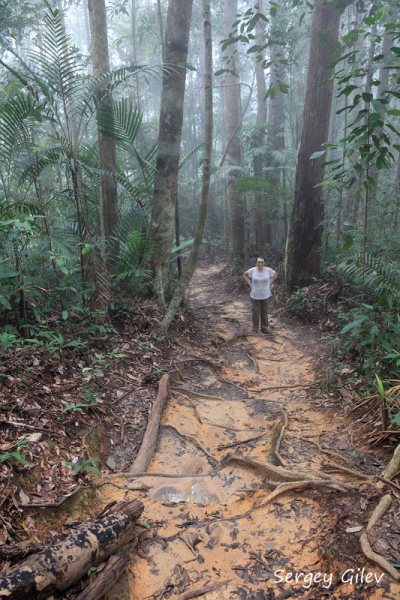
[99,265,399,600]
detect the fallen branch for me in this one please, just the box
[0,541,44,561]
[0,499,144,598]
[257,479,351,508]
[163,424,218,465]
[177,580,231,600]
[360,494,400,582]
[19,485,82,509]
[75,547,131,600]
[131,374,170,473]
[270,412,289,467]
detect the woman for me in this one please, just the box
[243,258,277,333]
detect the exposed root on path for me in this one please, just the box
[360,494,400,581]
[218,453,334,482]
[270,411,289,467]
[256,479,353,509]
[322,460,400,492]
[162,423,219,465]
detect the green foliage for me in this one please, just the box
[66,457,102,477]
[0,440,30,465]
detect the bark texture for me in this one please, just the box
[150,0,194,304]
[285,0,340,292]
[223,0,245,267]
[161,0,213,331]
[0,500,143,599]
[87,0,119,254]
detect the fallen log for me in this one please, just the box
[75,547,130,600]
[0,499,144,599]
[131,374,170,473]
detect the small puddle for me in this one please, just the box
[153,482,219,504]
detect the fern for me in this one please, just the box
[337,252,400,306]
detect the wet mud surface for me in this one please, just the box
[98,265,400,600]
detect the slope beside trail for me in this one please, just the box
[99,264,400,600]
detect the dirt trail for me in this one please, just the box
[99,265,399,600]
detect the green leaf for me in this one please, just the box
[141,522,151,530]
[106,458,116,470]
[392,413,400,426]
[0,297,12,310]
[309,150,326,160]
[388,109,400,116]
[375,374,385,399]
[62,310,69,320]
[342,235,353,253]
[341,317,368,334]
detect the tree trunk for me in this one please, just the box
[87,0,119,257]
[223,0,245,268]
[253,3,267,255]
[150,0,194,304]
[266,40,285,248]
[285,0,340,292]
[161,0,213,331]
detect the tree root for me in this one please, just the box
[218,453,334,483]
[19,485,82,509]
[321,461,400,492]
[360,494,400,582]
[171,388,226,402]
[216,432,266,451]
[270,412,289,467]
[256,479,351,509]
[246,380,323,393]
[382,444,400,480]
[177,580,231,600]
[163,424,219,465]
[246,353,259,372]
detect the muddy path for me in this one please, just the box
[99,264,400,600]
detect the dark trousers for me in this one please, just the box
[251,298,269,332]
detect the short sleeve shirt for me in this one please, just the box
[247,267,276,300]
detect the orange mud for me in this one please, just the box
[99,265,399,600]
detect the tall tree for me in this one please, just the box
[150,0,194,304]
[253,1,267,255]
[87,0,119,256]
[223,0,245,267]
[266,39,285,247]
[285,0,340,292]
[162,0,213,331]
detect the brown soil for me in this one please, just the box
[94,264,400,600]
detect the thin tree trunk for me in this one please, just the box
[266,37,285,248]
[253,3,267,255]
[87,0,119,258]
[82,0,91,51]
[156,0,165,61]
[285,0,340,292]
[161,0,213,331]
[223,0,244,267]
[150,0,194,304]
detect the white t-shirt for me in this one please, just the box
[247,267,276,300]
